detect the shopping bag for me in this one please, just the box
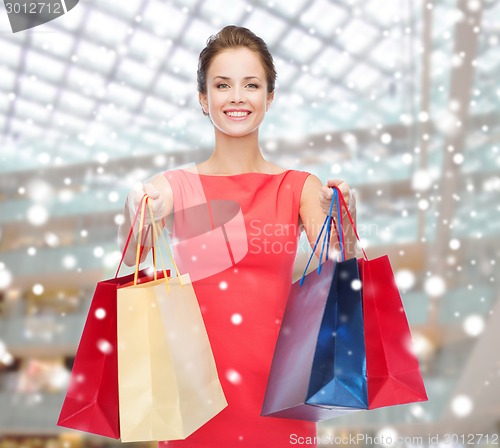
[57,270,151,438]
[333,187,428,409]
[57,197,154,438]
[261,189,367,421]
[117,199,227,442]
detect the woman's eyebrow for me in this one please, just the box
[213,76,261,81]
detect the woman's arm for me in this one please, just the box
[118,173,174,267]
[299,174,358,260]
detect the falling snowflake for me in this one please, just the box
[424,275,446,297]
[38,153,50,165]
[93,247,104,258]
[44,232,60,247]
[32,283,44,295]
[27,205,49,226]
[114,214,125,225]
[26,179,53,203]
[377,426,398,447]
[1,351,14,365]
[350,279,362,291]
[395,270,415,290]
[75,374,85,383]
[104,251,122,268]
[401,153,413,164]
[463,314,484,337]
[95,308,107,319]
[411,332,434,358]
[62,255,77,269]
[409,404,425,418]
[97,339,113,354]
[231,314,243,325]
[411,170,433,191]
[418,111,429,122]
[380,133,392,144]
[467,0,481,11]
[453,153,464,165]
[58,189,74,203]
[108,191,120,203]
[0,341,7,359]
[418,199,429,210]
[48,365,70,390]
[0,268,12,290]
[226,369,242,385]
[96,152,109,164]
[451,394,473,417]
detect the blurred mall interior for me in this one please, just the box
[0,0,499,446]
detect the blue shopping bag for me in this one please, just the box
[262,188,368,421]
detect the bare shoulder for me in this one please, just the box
[300,173,323,204]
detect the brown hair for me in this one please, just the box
[197,25,277,97]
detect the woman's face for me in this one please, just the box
[199,47,274,139]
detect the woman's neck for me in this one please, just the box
[201,130,270,175]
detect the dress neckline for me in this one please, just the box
[191,169,290,177]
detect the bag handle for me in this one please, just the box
[130,197,165,285]
[331,185,368,261]
[115,195,184,286]
[115,194,148,278]
[134,197,184,287]
[299,186,368,286]
[299,190,341,286]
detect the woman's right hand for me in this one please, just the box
[127,182,168,225]
[120,174,174,266]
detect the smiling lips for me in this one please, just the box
[224,110,251,120]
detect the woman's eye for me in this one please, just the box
[217,83,229,89]
[246,83,259,89]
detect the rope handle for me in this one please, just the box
[300,190,340,286]
[115,194,184,286]
[115,194,147,278]
[131,198,169,286]
[331,185,367,261]
[299,186,367,286]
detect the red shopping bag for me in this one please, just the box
[359,256,428,408]
[333,186,428,409]
[57,270,146,438]
[57,196,167,437]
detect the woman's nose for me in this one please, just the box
[230,86,244,103]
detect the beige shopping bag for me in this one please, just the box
[117,198,227,442]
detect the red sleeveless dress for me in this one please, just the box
[159,169,317,448]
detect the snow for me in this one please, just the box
[32,283,44,296]
[424,276,446,297]
[231,314,243,325]
[27,205,49,226]
[97,339,113,355]
[0,268,13,290]
[451,394,473,417]
[395,269,416,291]
[463,314,485,337]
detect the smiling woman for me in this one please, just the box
[118,25,357,448]
[198,46,274,139]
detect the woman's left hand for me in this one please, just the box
[319,179,355,217]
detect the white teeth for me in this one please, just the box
[226,111,249,117]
